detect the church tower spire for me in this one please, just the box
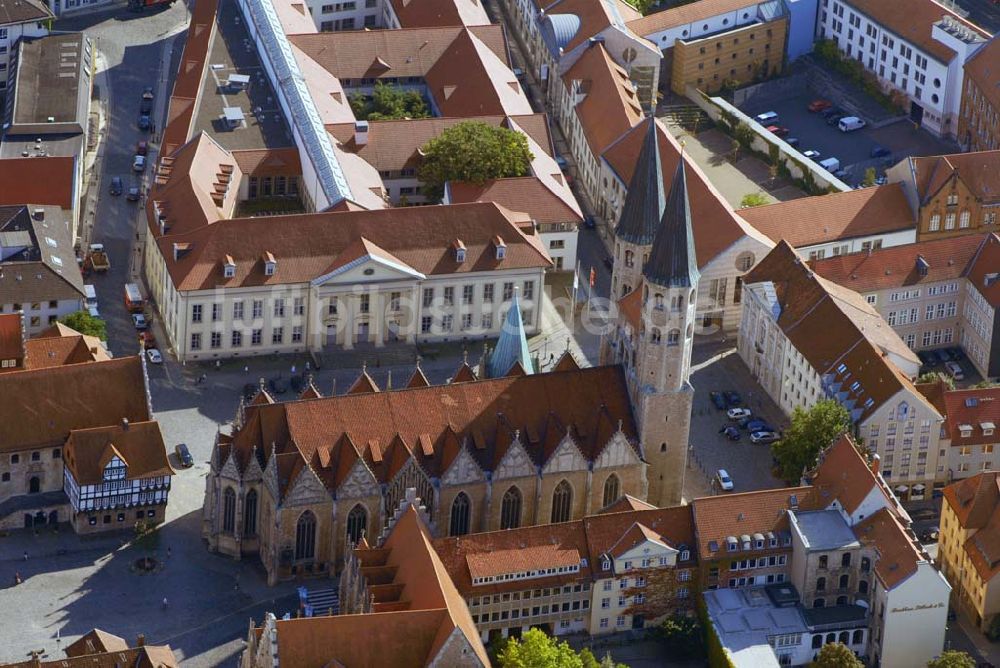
[487,288,534,378]
[611,118,664,299]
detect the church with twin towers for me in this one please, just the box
[201,118,700,584]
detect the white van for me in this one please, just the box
[84,284,99,317]
[838,116,867,132]
[819,157,841,172]
[945,361,965,381]
[755,111,779,124]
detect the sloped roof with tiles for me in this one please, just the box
[839,0,988,63]
[539,0,642,56]
[945,472,1000,529]
[691,487,813,560]
[853,507,923,589]
[4,646,179,668]
[965,233,1000,307]
[448,176,583,225]
[744,241,925,422]
[24,323,109,369]
[0,0,52,25]
[223,366,639,500]
[964,37,1000,117]
[604,118,770,268]
[0,158,76,210]
[154,202,551,292]
[64,630,128,657]
[908,151,1000,205]
[0,313,23,365]
[808,434,901,517]
[388,0,491,27]
[939,387,1000,446]
[598,494,655,513]
[809,233,984,291]
[738,184,915,248]
[230,148,302,177]
[0,356,151,452]
[63,422,174,486]
[562,42,643,160]
[627,0,762,36]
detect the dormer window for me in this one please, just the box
[679,549,690,561]
[983,422,996,437]
[453,239,466,263]
[960,424,973,438]
[602,559,610,571]
[223,254,236,278]
[263,251,276,276]
[494,236,506,260]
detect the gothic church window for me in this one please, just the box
[500,487,522,529]
[223,487,236,533]
[551,480,572,523]
[295,510,317,560]
[244,489,258,536]
[346,504,367,545]
[603,474,621,507]
[450,493,471,536]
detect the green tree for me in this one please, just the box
[349,82,430,121]
[655,614,705,660]
[620,0,653,12]
[973,380,999,389]
[862,167,877,187]
[60,310,107,341]
[810,642,863,668]
[917,372,955,389]
[418,121,533,202]
[927,650,976,668]
[772,399,852,482]
[498,630,628,668]
[730,138,741,163]
[733,121,755,148]
[740,192,770,208]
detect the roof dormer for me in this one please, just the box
[452,238,466,263]
[263,251,276,276]
[493,235,506,260]
[223,254,236,278]
[983,422,996,437]
[959,424,973,438]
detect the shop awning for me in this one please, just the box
[912,484,926,492]
[895,485,909,493]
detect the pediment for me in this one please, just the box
[542,436,587,474]
[593,432,640,470]
[337,459,380,500]
[494,439,535,480]
[284,464,330,506]
[441,447,484,486]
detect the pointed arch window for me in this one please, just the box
[551,480,572,523]
[667,329,681,346]
[651,328,662,344]
[223,487,236,533]
[244,489,258,536]
[654,293,664,309]
[450,493,471,536]
[346,504,368,546]
[295,510,317,560]
[500,487,522,530]
[603,474,621,508]
[624,250,634,268]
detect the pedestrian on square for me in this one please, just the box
[243,365,249,374]
[291,364,297,375]
[22,551,27,561]
[215,360,221,370]
[305,361,310,372]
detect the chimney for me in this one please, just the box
[354,120,369,146]
[32,208,44,221]
[122,417,130,431]
[136,633,145,647]
[871,453,881,476]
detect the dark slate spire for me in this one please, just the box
[614,119,665,245]
[643,159,700,288]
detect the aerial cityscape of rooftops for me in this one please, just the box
[1,0,1000,663]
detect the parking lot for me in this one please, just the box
[740,94,959,187]
[917,347,985,388]
[687,339,786,497]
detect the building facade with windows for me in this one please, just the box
[816,0,989,139]
[958,36,1000,153]
[888,151,1000,242]
[433,503,696,643]
[0,0,49,75]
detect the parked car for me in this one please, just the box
[750,430,781,444]
[802,149,822,159]
[785,137,800,147]
[725,391,742,407]
[920,526,940,543]
[145,348,163,364]
[133,155,146,172]
[109,176,123,196]
[945,360,964,381]
[917,350,937,367]
[136,140,149,156]
[755,111,779,124]
[745,419,773,432]
[719,425,741,441]
[175,443,194,468]
[131,313,148,330]
[870,145,892,158]
[716,469,735,491]
[821,106,843,119]
[765,125,790,137]
[935,348,952,363]
[825,113,846,126]
[947,347,965,361]
[138,114,151,131]
[808,99,832,113]
[127,186,141,202]
[140,86,154,113]
[727,407,752,420]
[838,116,867,132]
[710,391,727,410]
[819,157,841,172]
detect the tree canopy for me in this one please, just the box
[349,82,430,121]
[497,629,627,668]
[60,310,107,341]
[417,121,533,202]
[810,642,863,668]
[771,399,851,482]
[927,650,976,668]
[740,192,770,208]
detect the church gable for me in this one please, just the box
[220,448,242,482]
[494,439,535,480]
[262,454,281,503]
[593,432,641,470]
[243,453,264,482]
[283,464,330,507]
[337,459,379,500]
[441,447,485,486]
[542,435,588,474]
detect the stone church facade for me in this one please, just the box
[202,119,702,585]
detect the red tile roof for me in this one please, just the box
[965,233,1000,307]
[909,151,1000,205]
[840,0,988,63]
[628,0,764,37]
[738,184,915,248]
[63,422,174,486]
[388,0,490,27]
[0,157,76,210]
[809,434,900,517]
[691,487,813,559]
[230,148,302,177]
[466,543,582,579]
[0,313,24,365]
[160,0,217,156]
[944,471,1000,529]
[853,507,922,589]
[809,233,985,292]
[154,202,552,291]
[940,387,1000,446]
[448,176,583,225]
